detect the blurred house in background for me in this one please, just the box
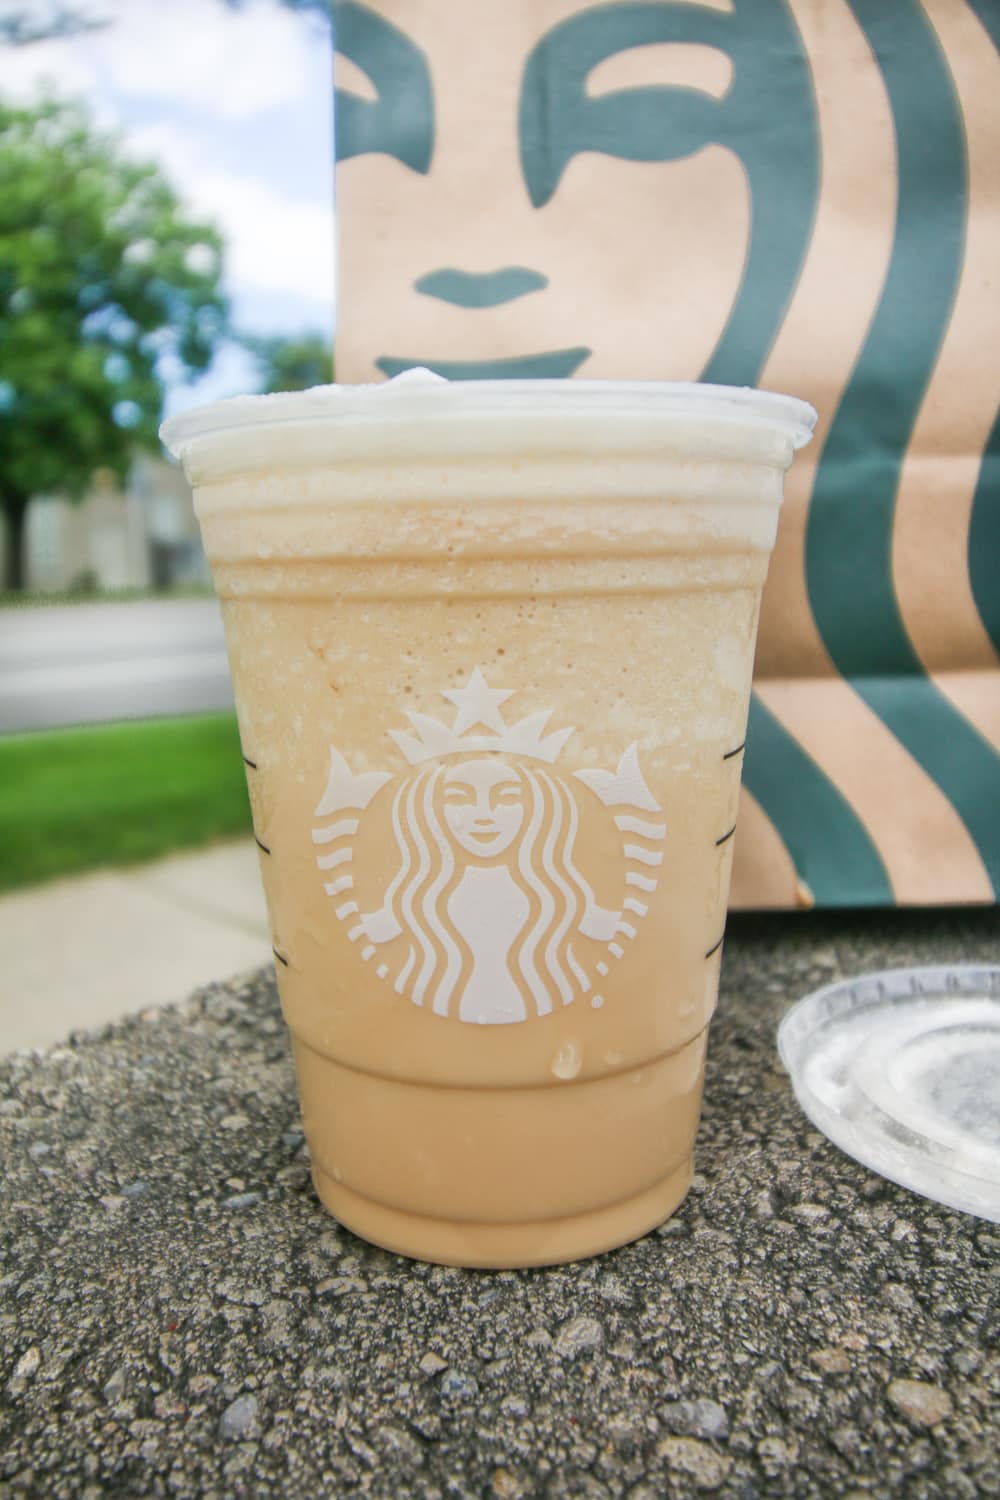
[9,457,205,594]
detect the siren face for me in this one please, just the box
[443,760,525,859]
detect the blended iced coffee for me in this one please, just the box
[161,374,815,1266]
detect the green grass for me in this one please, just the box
[0,713,252,893]
[0,584,214,609]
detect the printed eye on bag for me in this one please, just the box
[332,0,1000,911]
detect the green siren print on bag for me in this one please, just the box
[332,0,1000,911]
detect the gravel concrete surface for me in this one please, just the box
[2,909,998,1500]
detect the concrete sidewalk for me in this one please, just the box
[0,840,273,1054]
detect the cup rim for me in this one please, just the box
[160,375,818,461]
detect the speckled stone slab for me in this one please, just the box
[2,909,998,1499]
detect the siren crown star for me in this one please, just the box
[388,668,576,765]
[441,668,514,734]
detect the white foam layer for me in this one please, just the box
[160,373,816,489]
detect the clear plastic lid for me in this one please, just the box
[162,370,816,451]
[778,965,1000,1222]
[159,371,817,485]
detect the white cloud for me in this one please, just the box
[197,167,334,308]
[0,0,324,123]
[97,0,324,121]
[126,121,333,311]
[0,32,104,110]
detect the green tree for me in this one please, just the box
[243,331,333,394]
[0,98,228,588]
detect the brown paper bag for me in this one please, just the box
[332,0,1000,909]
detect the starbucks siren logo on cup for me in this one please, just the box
[311,668,665,1025]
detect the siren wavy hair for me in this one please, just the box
[383,759,595,1018]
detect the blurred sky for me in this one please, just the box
[0,0,335,416]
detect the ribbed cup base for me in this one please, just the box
[312,1155,693,1269]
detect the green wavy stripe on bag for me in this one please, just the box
[806,0,1000,897]
[964,0,1000,663]
[681,0,890,900]
[966,0,1000,54]
[743,698,893,907]
[965,0,1000,667]
[968,0,1000,747]
[968,406,1000,658]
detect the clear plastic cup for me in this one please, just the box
[161,375,815,1266]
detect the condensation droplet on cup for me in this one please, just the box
[551,1042,582,1081]
[605,1050,625,1067]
